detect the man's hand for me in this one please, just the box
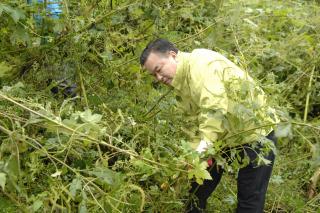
[195,140,214,167]
[196,140,213,153]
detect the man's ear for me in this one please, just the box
[168,50,177,58]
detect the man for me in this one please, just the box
[140,38,278,212]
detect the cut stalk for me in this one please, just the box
[304,66,315,122]
[77,64,89,108]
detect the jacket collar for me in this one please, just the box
[171,51,190,91]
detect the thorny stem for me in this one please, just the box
[0,92,186,172]
[1,191,28,213]
[53,2,138,48]
[0,125,77,175]
[108,20,217,69]
[2,2,138,55]
[0,123,140,211]
[85,185,108,213]
[175,21,217,44]
[222,121,319,149]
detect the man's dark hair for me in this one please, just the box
[140,38,178,66]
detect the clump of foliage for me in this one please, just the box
[0,0,319,212]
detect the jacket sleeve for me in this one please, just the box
[199,72,228,142]
[190,60,229,143]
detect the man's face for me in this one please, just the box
[143,51,178,86]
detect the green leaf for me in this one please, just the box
[0,172,6,190]
[78,191,88,213]
[275,123,292,138]
[223,194,236,205]
[0,4,25,23]
[9,8,25,23]
[53,21,65,34]
[100,50,113,62]
[0,62,13,78]
[257,156,272,166]
[51,170,61,177]
[89,168,115,185]
[4,153,20,180]
[80,109,102,123]
[70,178,82,199]
[0,4,4,15]
[79,200,87,213]
[10,27,30,44]
[270,175,284,184]
[26,112,44,125]
[129,6,144,19]
[0,4,10,16]
[187,157,212,185]
[32,200,43,212]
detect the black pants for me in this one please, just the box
[186,132,277,213]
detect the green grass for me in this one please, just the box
[0,195,16,213]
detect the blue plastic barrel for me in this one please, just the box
[27,0,62,19]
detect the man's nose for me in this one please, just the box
[155,73,162,81]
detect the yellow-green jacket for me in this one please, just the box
[171,49,278,150]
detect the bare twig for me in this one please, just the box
[143,87,173,117]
